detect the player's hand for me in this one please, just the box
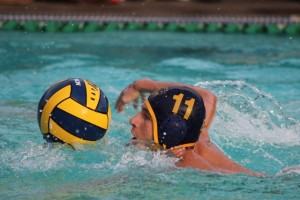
[115,82,142,112]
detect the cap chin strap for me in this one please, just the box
[145,100,195,150]
[151,142,195,151]
[176,143,196,149]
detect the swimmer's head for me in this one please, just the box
[145,86,206,149]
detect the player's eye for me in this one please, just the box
[142,108,151,120]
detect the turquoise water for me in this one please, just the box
[0,31,300,199]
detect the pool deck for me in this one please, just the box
[0,0,300,24]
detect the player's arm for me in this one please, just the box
[115,78,217,132]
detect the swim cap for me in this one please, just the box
[145,86,206,149]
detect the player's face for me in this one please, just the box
[129,104,153,142]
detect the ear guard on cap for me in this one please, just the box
[158,115,188,149]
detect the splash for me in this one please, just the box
[195,80,300,145]
[113,146,179,172]
[276,165,300,176]
[1,141,70,172]
[195,80,300,173]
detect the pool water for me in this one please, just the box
[0,31,299,199]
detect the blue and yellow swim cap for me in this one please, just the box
[145,86,206,149]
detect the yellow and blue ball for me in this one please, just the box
[37,78,111,145]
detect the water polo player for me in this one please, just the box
[115,78,263,176]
